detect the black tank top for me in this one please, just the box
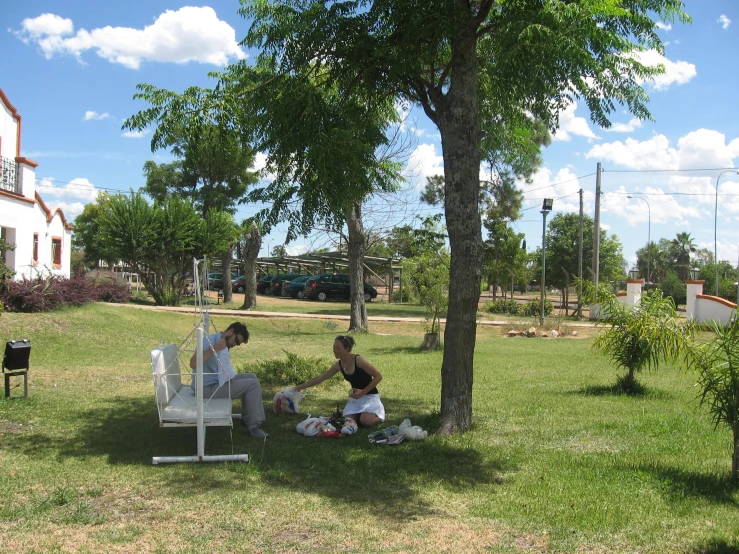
[339,354,378,395]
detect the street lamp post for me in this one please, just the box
[715,170,739,296]
[627,195,650,290]
[540,198,553,326]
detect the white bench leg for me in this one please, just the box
[152,454,250,465]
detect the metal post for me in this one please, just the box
[540,199,553,324]
[627,195,650,291]
[578,189,583,317]
[540,210,548,325]
[715,170,738,296]
[592,162,602,287]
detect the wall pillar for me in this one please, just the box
[625,279,644,307]
[685,280,705,320]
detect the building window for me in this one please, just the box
[51,236,62,267]
[33,233,39,263]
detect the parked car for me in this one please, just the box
[232,277,246,293]
[207,272,223,290]
[268,273,305,296]
[256,274,273,294]
[232,274,270,293]
[281,275,313,299]
[304,273,378,302]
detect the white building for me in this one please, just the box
[1,87,72,280]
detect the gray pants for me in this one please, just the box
[203,373,265,427]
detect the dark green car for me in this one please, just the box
[281,275,313,299]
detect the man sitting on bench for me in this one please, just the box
[189,322,268,438]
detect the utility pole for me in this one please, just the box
[578,188,583,318]
[591,162,602,287]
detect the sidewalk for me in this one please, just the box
[106,302,597,327]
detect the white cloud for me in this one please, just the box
[83,110,110,121]
[606,118,642,133]
[586,134,679,170]
[655,22,672,31]
[18,13,73,39]
[553,101,599,142]
[604,185,700,229]
[36,177,99,202]
[121,129,150,138]
[519,166,585,215]
[403,143,444,189]
[631,49,696,91]
[54,201,86,219]
[718,15,732,30]
[15,7,246,69]
[588,129,737,172]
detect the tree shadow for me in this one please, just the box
[367,345,436,356]
[612,461,737,506]
[573,382,670,400]
[6,394,509,521]
[689,538,739,554]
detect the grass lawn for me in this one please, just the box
[0,303,737,553]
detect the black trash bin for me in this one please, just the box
[3,339,30,399]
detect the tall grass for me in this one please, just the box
[0,303,737,553]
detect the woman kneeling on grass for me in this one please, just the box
[294,335,385,427]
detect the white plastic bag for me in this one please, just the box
[296,415,328,436]
[273,386,305,414]
[398,418,428,440]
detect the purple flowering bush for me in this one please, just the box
[1,274,131,313]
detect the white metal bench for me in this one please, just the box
[150,331,249,465]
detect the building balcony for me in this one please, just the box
[1,155,19,194]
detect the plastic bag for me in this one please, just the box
[398,418,428,440]
[296,415,329,436]
[273,386,305,414]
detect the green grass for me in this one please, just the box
[0,303,737,553]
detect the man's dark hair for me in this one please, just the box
[226,322,249,343]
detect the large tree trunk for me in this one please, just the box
[346,201,368,332]
[436,24,481,435]
[221,245,233,304]
[241,226,261,310]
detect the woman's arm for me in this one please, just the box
[294,363,340,392]
[349,356,382,399]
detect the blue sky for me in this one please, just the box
[3,1,738,270]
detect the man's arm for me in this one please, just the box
[189,336,227,369]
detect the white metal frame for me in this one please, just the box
[152,258,249,465]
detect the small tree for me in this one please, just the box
[581,280,692,392]
[684,320,739,480]
[98,193,235,306]
[403,251,450,350]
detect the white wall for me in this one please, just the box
[1,90,71,280]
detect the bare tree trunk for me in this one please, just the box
[346,202,368,332]
[221,245,233,304]
[436,23,481,435]
[241,226,261,310]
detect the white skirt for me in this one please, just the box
[344,394,385,421]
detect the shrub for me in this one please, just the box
[484,299,519,315]
[390,287,419,304]
[0,274,131,313]
[240,351,332,386]
[2,277,62,312]
[521,298,553,318]
[658,270,686,306]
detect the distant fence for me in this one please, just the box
[590,279,737,325]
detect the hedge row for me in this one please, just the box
[483,298,554,317]
[0,274,131,313]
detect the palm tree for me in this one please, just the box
[671,232,697,281]
[580,280,692,392]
